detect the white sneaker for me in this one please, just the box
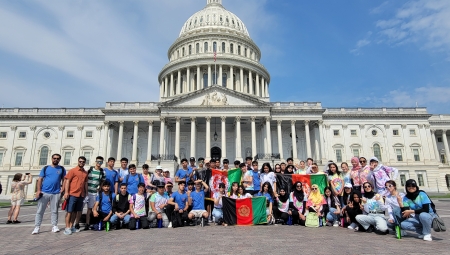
[64,228,72,235]
[348,223,357,229]
[423,234,432,241]
[31,227,40,235]
[52,226,60,233]
[333,221,339,227]
[168,222,172,228]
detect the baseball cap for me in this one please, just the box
[156,165,163,171]
[189,157,196,162]
[344,183,352,189]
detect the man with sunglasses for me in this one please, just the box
[85,156,106,230]
[32,153,67,235]
[63,156,88,235]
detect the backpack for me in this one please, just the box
[125,174,144,185]
[97,191,113,214]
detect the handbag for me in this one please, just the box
[432,214,446,232]
[305,212,319,228]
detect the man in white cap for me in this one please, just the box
[367,157,398,196]
[149,166,165,191]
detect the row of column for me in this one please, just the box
[432,129,450,163]
[159,65,269,98]
[277,120,315,161]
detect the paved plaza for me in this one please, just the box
[0,200,449,254]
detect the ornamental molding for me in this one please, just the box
[77,125,84,131]
[96,126,103,131]
[10,126,17,131]
[384,124,390,129]
[29,126,36,131]
[58,126,65,131]
[401,124,407,129]
[200,92,229,106]
[418,124,424,129]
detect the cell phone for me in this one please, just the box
[25,173,30,175]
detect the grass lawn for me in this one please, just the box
[0,202,36,207]
[429,194,450,199]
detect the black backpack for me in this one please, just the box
[43,165,66,180]
[97,191,113,214]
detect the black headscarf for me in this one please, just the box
[278,187,289,203]
[285,165,295,175]
[405,179,421,201]
[292,181,304,202]
[362,182,375,199]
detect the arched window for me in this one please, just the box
[39,146,49,166]
[222,42,225,53]
[222,73,227,87]
[244,48,247,57]
[238,45,241,55]
[203,73,208,88]
[230,43,234,54]
[204,42,208,53]
[189,45,192,55]
[182,47,185,56]
[213,42,217,53]
[373,144,382,161]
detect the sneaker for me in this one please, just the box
[64,228,72,235]
[348,223,357,229]
[208,219,213,223]
[84,225,90,231]
[423,234,432,241]
[31,227,40,235]
[326,221,333,227]
[52,226,60,233]
[333,221,339,227]
[418,234,424,239]
[401,230,407,237]
[168,222,172,228]
[6,220,12,224]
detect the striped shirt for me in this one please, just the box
[88,168,102,195]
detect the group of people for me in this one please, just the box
[10,153,440,241]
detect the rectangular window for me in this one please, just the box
[0,132,6,138]
[333,130,339,136]
[19,132,26,138]
[393,129,399,136]
[0,152,3,166]
[350,130,357,136]
[15,152,23,166]
[86,131,93,138]
[352,149,360,157]
[67,131,74,138]
[400,174,406,186]
[437,137,443,143]
[64,151,72,166]
[396,149,403,161]
[413,149,420,161]
[417,174,424,186]
[84,152,91,165]
[409,129,416,136]
[335,149,342,162]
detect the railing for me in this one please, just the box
[255,153,280,160]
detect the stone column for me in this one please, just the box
[256,74,260,96]
[205,116,211,160]
[145,120,153,164]
[170,73,174,96]
[277,120,283,160]
[249,70,253,95]
[103,121,109,158]
[176,70,181,94]
[131,121,139,164]
[208,65,212,87]
[219,65,223,87]
[116,121,124,162]
[197,66,201,90]
[251,116,257,159]
[261,77,266,97]
[265,81,269,97]
[159,118,165,157]
[175,117,180,163]
[305,120,311,158]
[190,117,196,159]
[265,117,272,155]
[221,116,227,159]
[160,81,164,99]
[431,129,440,162]
[291,120,298,161]
[442,130,450,164]
[240,68,244,92]
[164,76,168,97]
[229,66,233,89]
[186,68,190,93]
[236,116,242,161]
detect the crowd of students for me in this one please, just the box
[22,153,440,241]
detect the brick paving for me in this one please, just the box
[0,201,449,254]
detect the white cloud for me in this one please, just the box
[350,32,372,55]
[381,86,450,108]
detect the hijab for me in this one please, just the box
[405,179,421,201]
[351,157,361,171]
[285,165,295,175]
[362,182,375,199]
[308,184,323,206]
[292,181,304,202]
[278,188,289,203]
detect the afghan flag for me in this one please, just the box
[222,197,267,225]
[275,173,328,195]
[209,168,242,199]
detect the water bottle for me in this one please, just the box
[105,222,110,232]
[212,216,216,223]
[319,217,323,227]
[287,216,292,226]
[158,219,163,228]
[136,220,140,229]
[395,225,402,239]
[98,221,102,231]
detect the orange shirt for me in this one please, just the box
[65,166,88,197]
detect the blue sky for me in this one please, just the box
[0,0,449,113]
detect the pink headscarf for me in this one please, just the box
[351,157,361,171]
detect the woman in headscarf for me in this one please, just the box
[295,161,307,174]
[284,165,295,175]
[274,164,282,174]
[400,179,436,241]
[349,157,362,191]
[288,181,307,225]
[355,182,388,234]
[306,184,326,217]
[344,190,363,230]
[274,187,290,224]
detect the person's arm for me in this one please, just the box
[272,182,277,197]
[168,197,179,210]
[35,177,43,199]
[268,201,273,216]
[389,167,399,181]
[25,174,33,184]
[64,177,70,200]
[93,201,99,217]
[214,194,221,206]
[114,175,119,195]
[129,202,137,218]
[150,200,158,213]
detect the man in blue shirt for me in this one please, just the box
[188,180,209,225]
[122,164,143,195]
[32,153,66,235]
[175,158,193,185]
[117,158,129,182]
[105,157,119,194]
[251,161,260,196]
[168,182,189,227]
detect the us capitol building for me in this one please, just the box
[1,0,450,198]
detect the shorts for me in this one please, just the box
[87,193,97,208]
[67,195,85,213]
[190,210,207,218]
[11,199,24,206]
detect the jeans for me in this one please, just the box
[147,212,169,228]
[400,212,435,235]
[356,213,388,232]
[35,193,60,227]
[110,214,131,225]
[326,207,339,223]
[212,208,223,223]
[386,206,404,230]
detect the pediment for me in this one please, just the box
[161,86,270,107]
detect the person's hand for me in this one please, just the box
[159,204,166,209]
[178,209,184,213]
[348,201,353,208]
[300,214,306,221]
[346,216,350,223]
[35,192,41,200]
[374,194,380,201]
[93,211,99,217]
[388,219,394,224]
[135,215,140,219]
[64,193,69,200]
[287,210,292,215]
[103,215,110,221]
[402,210,412,218]
[361,197,367,203]
[187,190,191,196]
[118,213,124,219]
[360,204,364,210]
[174,204,179,211]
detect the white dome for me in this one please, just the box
[179,0,250,38]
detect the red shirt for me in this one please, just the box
[65,166,88,197]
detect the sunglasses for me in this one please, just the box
[311,188,317,190]
[363,185,371,188]
[96,161,103,164]
[78,161,86,163]
[296,185,302,188]
[52,158,61,160]
[359,160,366,163]
[385,184,394,188]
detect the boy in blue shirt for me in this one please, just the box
[175,158,193,186]
[105,157,119,194]
[92,180,115,230]
[188,180,209,225]
[168,182,189,227]
[122,164,143,195]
